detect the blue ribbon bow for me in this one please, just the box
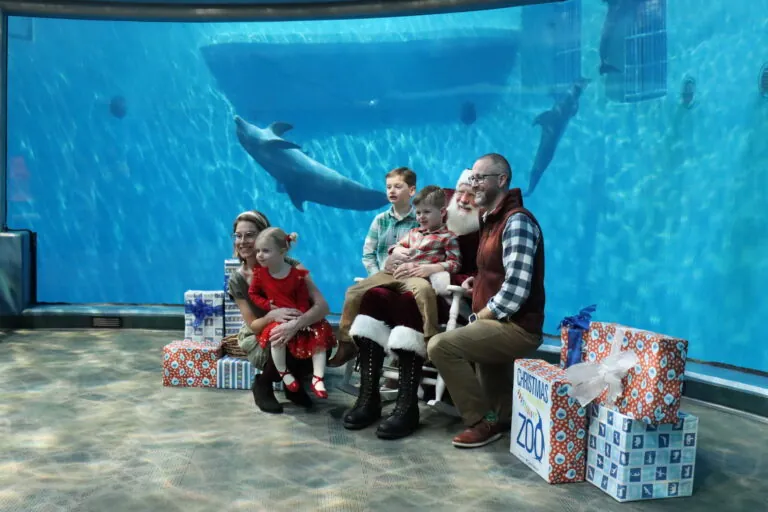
[558,304,597,369]
[185,296,223,329]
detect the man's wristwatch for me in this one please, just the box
[468,313,478,324]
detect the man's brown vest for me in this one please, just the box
[471,188,546,334]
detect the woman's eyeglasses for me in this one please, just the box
[231,232,257,242]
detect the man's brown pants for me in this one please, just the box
[427,319,542,426]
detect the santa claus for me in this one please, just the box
[340,169,481,440]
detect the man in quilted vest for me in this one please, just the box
[428,153,546,449]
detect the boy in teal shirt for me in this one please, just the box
[329,166,418,367]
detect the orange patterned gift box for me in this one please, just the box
[511,359,587,484]
[162,340,223,387]
[559,322,687,424]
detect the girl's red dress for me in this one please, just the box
[248,266,336,360]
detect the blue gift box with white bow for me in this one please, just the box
[586,403,697,502]
[184,290,225,343]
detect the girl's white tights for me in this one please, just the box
[271,344,293,386]
[271,346,327,392]
[311,351,326,393]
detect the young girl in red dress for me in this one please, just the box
[248,227,336,398]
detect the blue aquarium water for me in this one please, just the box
[5,1,768,372]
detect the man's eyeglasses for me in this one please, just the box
[231,232,257,242]
[468,173,502,184]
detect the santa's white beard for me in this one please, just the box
[446,199,480,236]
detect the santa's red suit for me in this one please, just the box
[343,170,480,439]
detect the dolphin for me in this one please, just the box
[460,101,477,125]
[680,75,697,110]
[524,78,590,197]
[234,116,388,212]
[599,0,645,75]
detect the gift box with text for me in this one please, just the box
[511,359,587,484]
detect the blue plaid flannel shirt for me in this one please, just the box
[487,212,541,320]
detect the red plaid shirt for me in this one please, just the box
[390,225,461,274]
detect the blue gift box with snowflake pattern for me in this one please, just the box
[586,403,697,502]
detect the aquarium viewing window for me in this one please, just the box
[0,1,564,233]
[4,0,767,378]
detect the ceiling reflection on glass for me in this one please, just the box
[1,1,558,22]
[11,0,458,4]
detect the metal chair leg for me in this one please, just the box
[337,354,362,396]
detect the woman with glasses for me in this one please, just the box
[227,210,319,413]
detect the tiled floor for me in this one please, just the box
[1,329,767,512]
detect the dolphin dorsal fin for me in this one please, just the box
[533,110,558,127]
[268,122,294,137]
[285,187,305,212]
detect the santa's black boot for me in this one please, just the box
[342,337,385,430]
[375,349,422,439]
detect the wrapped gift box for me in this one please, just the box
[217,355,258,389]
[511,359,588,484]
[184,290,225,343]
[224,258,240,298]
[162,340,222,387]
[224,259,240,297]
[224,303,244,336]
[560,322,687,424]
[224,258,239,274]
[587,403,697,502]
[224,259,245,336]
[215,355,284,391]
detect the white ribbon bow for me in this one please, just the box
[564,326,638,407]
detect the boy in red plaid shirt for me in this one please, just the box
[339,185,461,342]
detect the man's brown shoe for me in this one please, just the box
[452,419,503,448]
[328,341,358,368]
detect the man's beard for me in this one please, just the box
[474,187,499,209]
[446,198,480,236]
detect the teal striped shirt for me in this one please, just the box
[362,206,419,276]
